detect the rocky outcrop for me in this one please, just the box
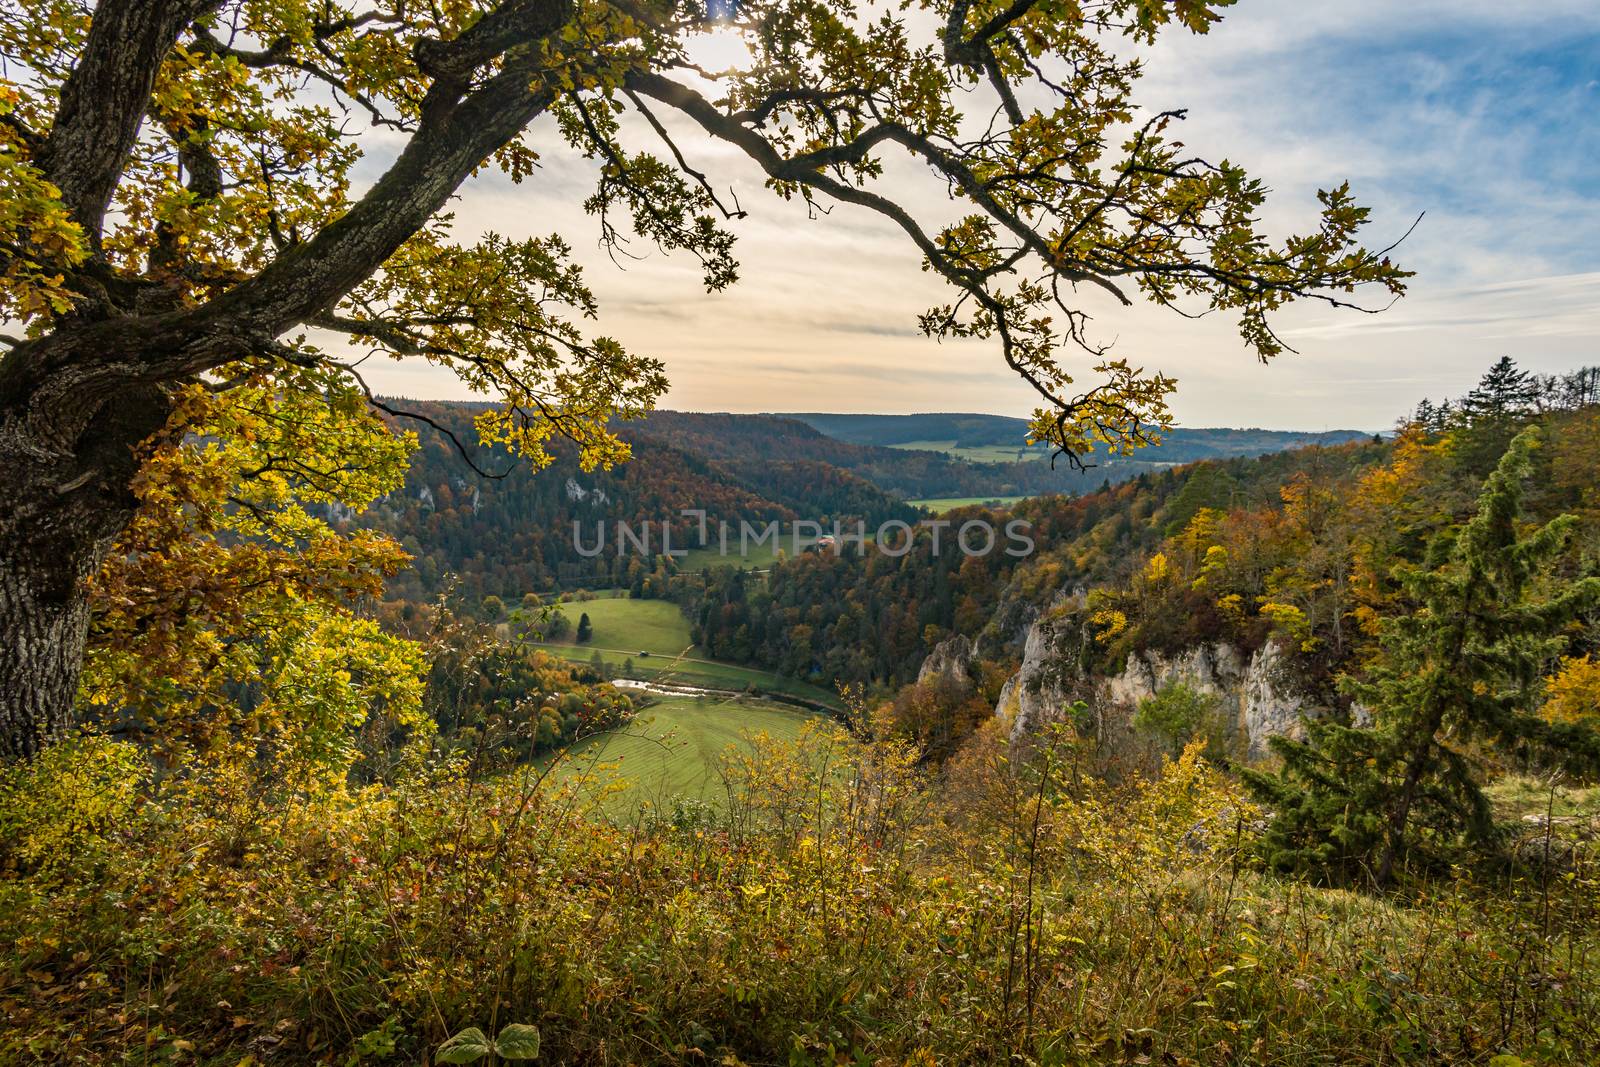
[1239,640,1309,754]
[993,605,1087,739]
[995,609,1319,759]
[918,633,977,686]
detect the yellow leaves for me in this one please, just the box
[0,736,148,877]
[1142,552,1171,586]
[1090,607,1128,645]
[82,373,427,776]
[935,215,1003,273]
[1542,655,1600,726]
[1021,360,1177,460]
[1257,601,1310,645]
[1214,592,1244,621]
[0,84,88,324]
[347,231,665,472]
[1192,543,1229,591]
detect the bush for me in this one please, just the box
[1,730,1597,1064]
[1134,681,1232,762]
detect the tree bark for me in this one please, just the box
[0,382,171,759]
[0,0,574,759]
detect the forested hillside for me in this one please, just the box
[791,410,1370,464]
[356,402,914,602]
[690,438,1392,689]
[364,404,1375,604]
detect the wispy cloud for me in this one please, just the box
[357,3,1600,429]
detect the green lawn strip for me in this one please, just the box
[541,694,818,814]
[909,495,1028,512]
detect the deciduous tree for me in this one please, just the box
[0,0,1408,757]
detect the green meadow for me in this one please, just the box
[909,495,1028,513]
[549,595,693,655]
[528,594,840,706]
[545,694,820,813]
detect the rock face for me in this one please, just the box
[564,478,608,505]
[995,610,1316,758]
[1238,640,1310,754]
[918,633,977,686]
[992,604,1085,739]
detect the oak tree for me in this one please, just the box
[0,0,1407,757]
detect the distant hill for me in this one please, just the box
[634,411,1108,500]
[785,412,1371,465]
[359,402,917,603]
[358,403,1376,602]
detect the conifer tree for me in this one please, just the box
[576,613,594,645]
[1463,357,1540,424]
[1246,427,1600,885]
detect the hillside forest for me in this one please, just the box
[3,0,1599,1064]
[7,358,1600,1064]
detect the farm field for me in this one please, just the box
[910,495,1029,513]
[677,535,828,571]
[527,594,841,706]
[890,439,1049,464]
[543,694,821,813]
[548,595,692,655]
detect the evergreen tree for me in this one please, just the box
[1462,357,1539,424]
[576,613,594,644]
[1246,427,1600,885]
[1411,398,1439,435]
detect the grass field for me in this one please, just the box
[678,541,785,571]
[891,439,1050,464]
[544,694,819,813]
[910,495,1028,513]
[550,596,692,655]
[528,595,840,706]
[677,536,827,571]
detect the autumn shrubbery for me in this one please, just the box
[3,718,1598,1065]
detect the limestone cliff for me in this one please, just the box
[990,608,1318,759]
[917,633,977,686]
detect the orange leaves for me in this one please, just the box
[0,83,88,325]
[82,373,427,773]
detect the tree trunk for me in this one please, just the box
[0,539,98,759]
[0,382,171,759]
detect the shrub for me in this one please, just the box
[1134,681,1231,762]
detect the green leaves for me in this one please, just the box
[435,1028,494,1064]
[493,1024,543,1060]
[435,1023,541,1063]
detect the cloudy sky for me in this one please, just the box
[362,1,1600,431]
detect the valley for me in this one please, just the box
[519,592,840,706]
[7,6,1597,1062]
[542,693,820,814]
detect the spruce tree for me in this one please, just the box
[1412,397,1438,433]
[1463,356,1539,423]
[1246,427,1600,885]
[576,613,594,645]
